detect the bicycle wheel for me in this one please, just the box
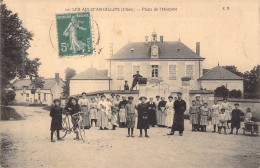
[59,117,68,139]
[78,120,86,142]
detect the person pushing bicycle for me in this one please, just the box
[65,97,82,140]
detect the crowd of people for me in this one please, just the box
[49,92,254,142]
[189,95,253,135]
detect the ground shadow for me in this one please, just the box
[0,106,24,120]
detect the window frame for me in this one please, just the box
[185,62,195,80]
[151,65,159,78]
[168,63,177,80]
[116,64,125,80]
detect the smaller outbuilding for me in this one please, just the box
[199,66,244,92]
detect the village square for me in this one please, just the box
[1,1,260,168]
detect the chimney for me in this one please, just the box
[145,36,148,43]
[196,42,200,55]
[55,73,60,84]
[160,36,163,42]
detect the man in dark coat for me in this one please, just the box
[147,97,157,127]
[50,99,64,142]
[167,92,186,136]
[131,71,142,90]
[229,103,244,135]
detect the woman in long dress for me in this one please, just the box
[63,16,87,53]
[155,95,160,126]
[220,98,232,129]
[200,102,211,132]
[211,100,221,132]
[89,97,98,127]
[137,96,150,138]
[194,94,203,131]
[97,95,109,130]
[166,96,174,128]
[158,97,167,126]
[113,95,121,124]
[78,92,90,129]
[189,100,199,131]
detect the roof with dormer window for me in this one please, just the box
[108,41,204,60]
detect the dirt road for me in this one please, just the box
[1,106,260,168]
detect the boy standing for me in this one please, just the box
[50,99,64,142]
[125,96,136,137]
[229,103,244,135]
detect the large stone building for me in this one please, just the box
[107,31,204,97]
[12,73,65,105]
[70,31,244,98]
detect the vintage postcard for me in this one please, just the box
[1,0,260,168]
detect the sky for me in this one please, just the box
[4,0,260,79]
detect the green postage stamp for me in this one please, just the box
[56,12,93,57]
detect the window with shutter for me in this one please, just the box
[116,65,124,80]
[186,64,194,79]
[169,64,177,80]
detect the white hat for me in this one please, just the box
[195,94,201,98]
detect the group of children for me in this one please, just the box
[189,95,253,135]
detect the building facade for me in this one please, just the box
[69,31,244,98]
[12,73,65,105]
[70,67,111,96]
[107,31,205,96]
[199,65,244,92]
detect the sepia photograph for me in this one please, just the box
[0,0,260,167]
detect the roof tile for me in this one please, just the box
[108,41,204,60]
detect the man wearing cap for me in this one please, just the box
[229,103,244,135]
[131,71,143,90]
[125,96,136,137]
[167,92,186,136]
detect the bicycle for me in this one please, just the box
[57,111,86,142]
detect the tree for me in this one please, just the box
[62,68,76,98]
[228,89,242,98]
[0,2,41,104]
[1,89,16,106]
[214,85,229,98]
[222,65,243,77]
[31,77,45,104]
[243,65,260,96]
